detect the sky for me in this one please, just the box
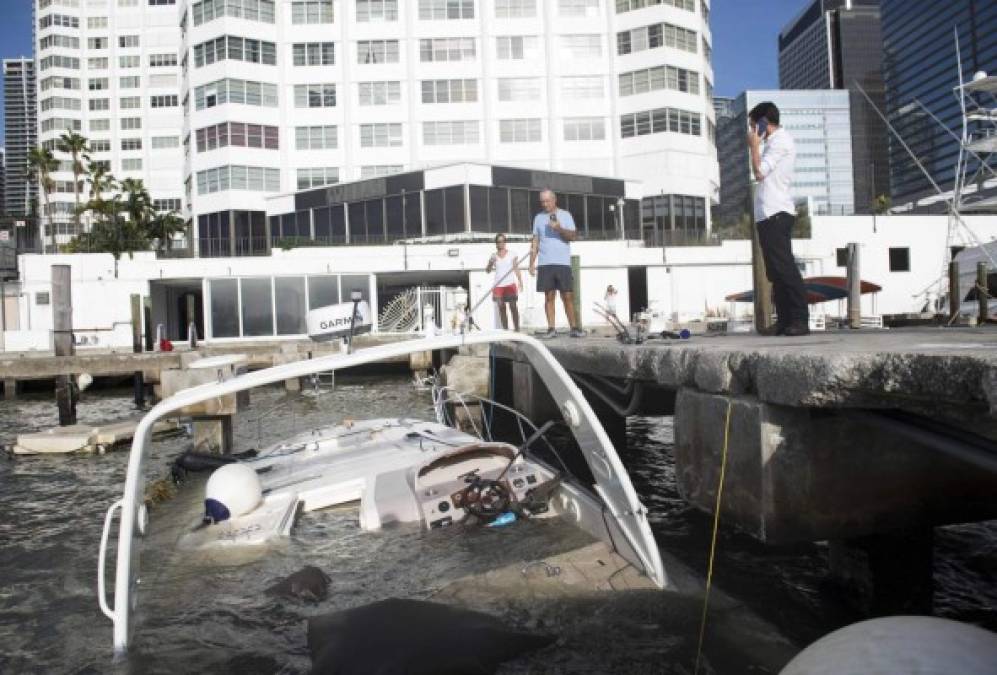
[0,0,810,144]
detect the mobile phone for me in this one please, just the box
[756,117,769,137]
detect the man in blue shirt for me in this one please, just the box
[529,189,583,338]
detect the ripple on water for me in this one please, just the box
[0,379,994,674]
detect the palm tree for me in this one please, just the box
[149,210,186,254]
[27,146,58,253]
[119,177,153,232]
[58,131,89,234]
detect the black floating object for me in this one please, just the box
[265,565,331,603]
[307,598,555,675]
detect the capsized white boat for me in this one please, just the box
[98,332,667,654]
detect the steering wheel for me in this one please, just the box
[459,477,511,521]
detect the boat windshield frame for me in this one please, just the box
[99,331,666,654]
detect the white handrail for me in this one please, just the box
[105,331,666,653]
[97,499,123,621]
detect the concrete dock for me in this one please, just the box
[493,328,997,613]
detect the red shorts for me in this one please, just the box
[492,284,518,301]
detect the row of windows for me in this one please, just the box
[41,76,79,91]
[196,165,281,194]
[80,117,142,132]
[616,0,695,13]
[294,83,337,108]
[85,35,140,50]
[423,120,479,145]
[40,55,80,71]
[39,0,80,8]
[419,0,475,20]
[618,64,700,96]
[620,107,702,138]
[40,34,80,50]
[40,96,81,112]
[83,136,180,154]
[292,42,336,66]
[39,13,79,29]
[191,0,276,25]
[193,36,277,68]
[196,122,280,152]
[292,0,335,23]
[617,22,698,55]
[194,78,279,110]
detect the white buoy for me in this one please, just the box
[77,373,93,392]
[780,616,997,675]
[203,463,262,523]
[974,70,988,82]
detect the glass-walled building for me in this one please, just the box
[717,90,855,227]
[261,163,645,252]
[204,272,372,340]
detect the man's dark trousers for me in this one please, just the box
[756,211,808,328]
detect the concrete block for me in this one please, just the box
[193,415,233,454]
[159,367,238,416]
[440,354,490,398]
[673,388,997,544]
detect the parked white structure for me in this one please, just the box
[33,0,718,252]
[5,214,997,352]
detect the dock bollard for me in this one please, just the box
[978,262,988,325]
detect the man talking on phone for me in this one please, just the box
[529,189,584,338]
[747,101,809,336]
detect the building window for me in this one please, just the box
[40,35,80,49]
[615,0,694,12]
[121,138,143,151]
[358,81,401,105]
[495,0,534,17]
[423,120,479,145]
[620,107,701,138]
[357,40,399,64]
[889,247,910,272]
[39,14,79,29]
[90,119,111,132]
[360,165,403,178]
[421,79,477,103]
[558,0,599,17]
[419,0,474,20]
[197,122,279,151]
[119,96,141,109]
[292,42,335,66]
[196,166,281,194]
[356,0,397,21]
[291,0,334,23]
[40,55,80,70]
[296,167,340,190]
[194,79,279,110]
[149,53,178,67]
[119,76,140,89]
[151,136,180,149]
[89,139,111,152]
[563,117,605,141]
[497,77,541,102]
[496,35,538,60]
[359,123,402,148]
[121,117,142,130]
[294,126,338,150]
[618,65,700,96]
[153,198,182,211]
[122,158,143,171]
[150,94,179,108]
[193,36,277,67]
[119,35,140,48]
[559,34,602,58]
[192,0,275,25]
[119,55,141,69]
[293,84,337,108]
[87,57,108,70]
[499,118,541,143]
[616,22,697,55]
[419,38,476,63]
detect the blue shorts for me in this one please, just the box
[537,265,573,292]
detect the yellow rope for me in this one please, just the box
[694,399,734,675]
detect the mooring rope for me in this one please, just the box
[694,399,734,675]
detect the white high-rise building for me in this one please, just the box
[35,0,716,255]
[34,0,185,247]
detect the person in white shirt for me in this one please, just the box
[485,233,524,331]
[747,101,810,336]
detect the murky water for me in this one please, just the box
[0,379,994,674]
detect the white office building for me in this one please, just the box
[34,0,717,255]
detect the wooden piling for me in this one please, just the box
[978,262,988,325]
[52,265,76,426]
[571,254,582,327]
[131,294,145,408]
[949,261,960,323]
[847,243,861,329]
[750,223,773,333]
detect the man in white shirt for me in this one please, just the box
[747,101,809,336]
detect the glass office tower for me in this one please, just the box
[881,0,997,211]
